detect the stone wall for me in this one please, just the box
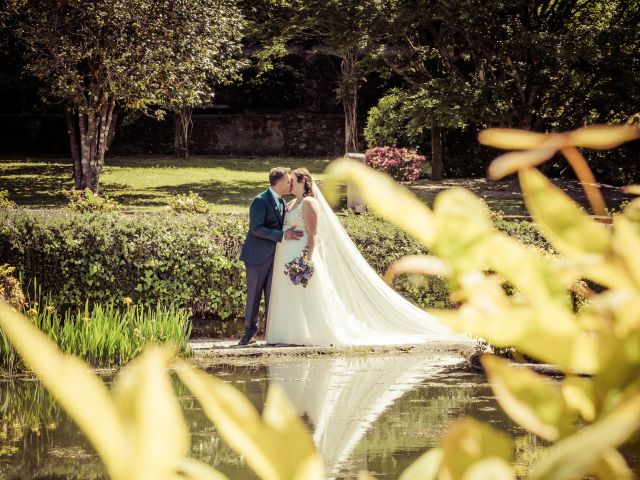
[0,112,355,157]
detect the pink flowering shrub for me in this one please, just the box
[364,146,426,182]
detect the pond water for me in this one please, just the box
[0,353,568,479]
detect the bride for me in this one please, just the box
[266,168,465,346]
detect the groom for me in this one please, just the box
[238,167,303,346]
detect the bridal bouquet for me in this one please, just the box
[284,248,314,287]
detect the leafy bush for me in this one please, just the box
[364,89,509,178]
[0,210,246,321]
[0,264,25,310]
[365,146,426,182]
[364,89,420,149]
[0,209,551,326]
[167,191,211,214]
[62,188,120,212]
[0,190,17,210]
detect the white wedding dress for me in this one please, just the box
[265,182,467,346]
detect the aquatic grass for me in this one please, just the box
[1,299,192,372]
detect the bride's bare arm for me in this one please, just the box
[302,197,318,257]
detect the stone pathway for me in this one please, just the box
[188,337,476,364]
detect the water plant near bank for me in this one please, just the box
[1,298,191,373]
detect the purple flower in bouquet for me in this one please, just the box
[284,247,315,287]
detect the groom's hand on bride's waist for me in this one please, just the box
[284,227,304,240]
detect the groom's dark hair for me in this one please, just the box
[269,167,291,186]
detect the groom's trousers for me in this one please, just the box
[244,257,274,332]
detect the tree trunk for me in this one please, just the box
[66,98,117,193]
[341,48,359,154]
[65,107,82,190]
[431,126,444,181]
[174,107,193,159]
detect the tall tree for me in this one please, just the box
[296,0,391,153]
[240,0,389,154]
[162,0,245,159]
[3,0,245,190]
[369,0,640,176]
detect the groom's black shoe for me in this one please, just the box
[238,326,257,346]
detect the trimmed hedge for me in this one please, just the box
[0,209,551,322]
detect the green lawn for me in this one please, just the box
[0,156,335,212]
[1,156,631,216]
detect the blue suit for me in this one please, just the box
[240,189,286,337]
[240,190,285,264]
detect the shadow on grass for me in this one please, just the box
[99,178,269,209]
[150,179,268,207]
[0,162,73,207]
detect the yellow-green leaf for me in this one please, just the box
[590,448,634,480]
[519,168,612,257]
[398,448,442,480]
[561,377,596,422]
[593,333,640,414]
[324,158,437,247]
[530,392,640,480]
[481,355,575,441]
[567,125,640,150]
[437,302,600,375]
[384,255,450,284]
[485,234,569,301]
[177,458,230,480]
[612,215,640,289]
[581,289,640,336]
[462,458,514,480]
[113,346,189,480]
[440,418,511,480]
[0,302,127,479]
[431,188,495,272]
[488,148,558,180]
[623,185,640,195]
[478,128,551,150]
[175,362,323,480]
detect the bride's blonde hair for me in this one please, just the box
[292,168,314,197]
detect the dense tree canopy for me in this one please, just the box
[3,0,245,190]
[1,0,638,181]
[366,0,640,178]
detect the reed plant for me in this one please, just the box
[1,287,191,372]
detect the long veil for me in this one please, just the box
[312,181,467,342]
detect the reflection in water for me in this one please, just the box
[269,355,465,478]
[0,354,584,479]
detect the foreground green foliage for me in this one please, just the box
[62,188,120,212]
[326,124,640,479]
[0,209,549,321]
[0,303,326,480]
[1,299,191,373]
